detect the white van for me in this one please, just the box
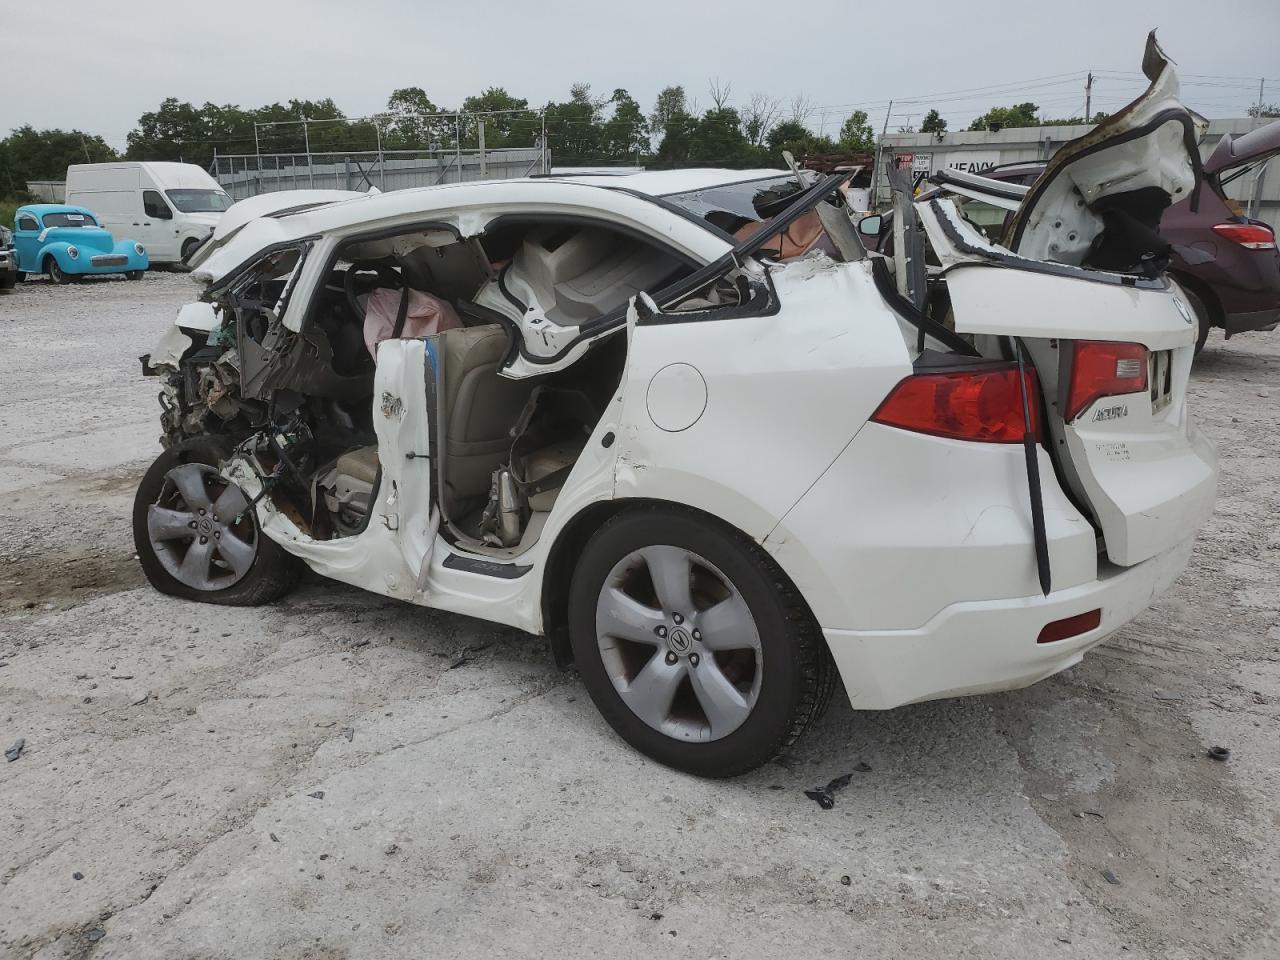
[64,162,232,265]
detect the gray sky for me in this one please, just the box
[6,0,1279,149]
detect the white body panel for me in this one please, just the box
[65,161,228,263]
[159,155,1216,715]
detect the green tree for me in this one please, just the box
[765,120,810,153]
[687,107,753,167]
[920,109,947,133]
[654,108,696,168]
[761,120,835,161]
[837,110,874,152]
[544,83,605,163]
[127,98,223,166]
[1041,110,1111,127]
[462,87,532,147]
[599,89,648,162]
[2,125,119,188]
[650,86,688,137]
[967,102,1039,131]
[1248,102,1280,119]
[379,87,442,148]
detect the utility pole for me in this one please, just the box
[303,117,314,188]
[478,119,487,178]
[374,120,385,191]
[869,99,893,211]
[1085,72,1093,122]
[1256,77,1267,121]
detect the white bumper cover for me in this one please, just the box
[825,536,1194,710]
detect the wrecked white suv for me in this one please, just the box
[135,37,1216,777]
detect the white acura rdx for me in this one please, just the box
[136,36,1217,776]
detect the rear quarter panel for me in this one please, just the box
[613,256,910,541]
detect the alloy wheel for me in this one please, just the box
[146,462,258,591]
[595,545,762,742]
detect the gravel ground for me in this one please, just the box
[1,272,1278,959]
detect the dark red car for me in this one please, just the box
[862,119,1280,352]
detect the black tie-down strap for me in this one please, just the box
[391,285,411,339]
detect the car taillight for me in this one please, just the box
[1037,608,1102,643]
[1064,341,1148,422]
[870,364,1039,443]
[1212,222,1277,250]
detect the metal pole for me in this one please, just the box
[541,110,548,173]
[1247,157,1268,219]
[375,120,385,191]
[303,117,314,188]
[1257,78,1266,122]
[1085,72,1093,122]
[455,112,462,183]
[254,122,261,171]
[870,99,893,210]
[478,120,487,179]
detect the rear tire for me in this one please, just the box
[181,238,200,262]
[132,437,301,606]
[127,271,144,281]
[1185,286,1213,355]
[568,505,835,778]
[45,257,69,285]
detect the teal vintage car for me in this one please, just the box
[12,204,149,283]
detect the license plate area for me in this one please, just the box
[1149,349,1172,414]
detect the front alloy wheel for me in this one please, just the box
[569,507,835,778]
[147,463,257,591]
[132,439,299,605]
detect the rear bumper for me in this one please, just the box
[1224,306,1280,336]
[824,536,1195,710]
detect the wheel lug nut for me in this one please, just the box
[689,653,700,667]
[673,613,684,624]
[692,629,701,641]
[198,509,206,516]
[655,625,667,638]
[665,652,678,665]
[188,520,197,529]
[199,535,208,544]
[214,532,221,540]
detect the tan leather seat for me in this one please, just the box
[335,445,380,485]
[439,324,540,517]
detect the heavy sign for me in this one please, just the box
[944,151,1000,174]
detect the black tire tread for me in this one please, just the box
[571,503,836,778]
[133,437,301,607]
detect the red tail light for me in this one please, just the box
[1212,222,1277,250]
[871,364,1039,443]
[1064,341,1148,422]
[1037,608,1102,644]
